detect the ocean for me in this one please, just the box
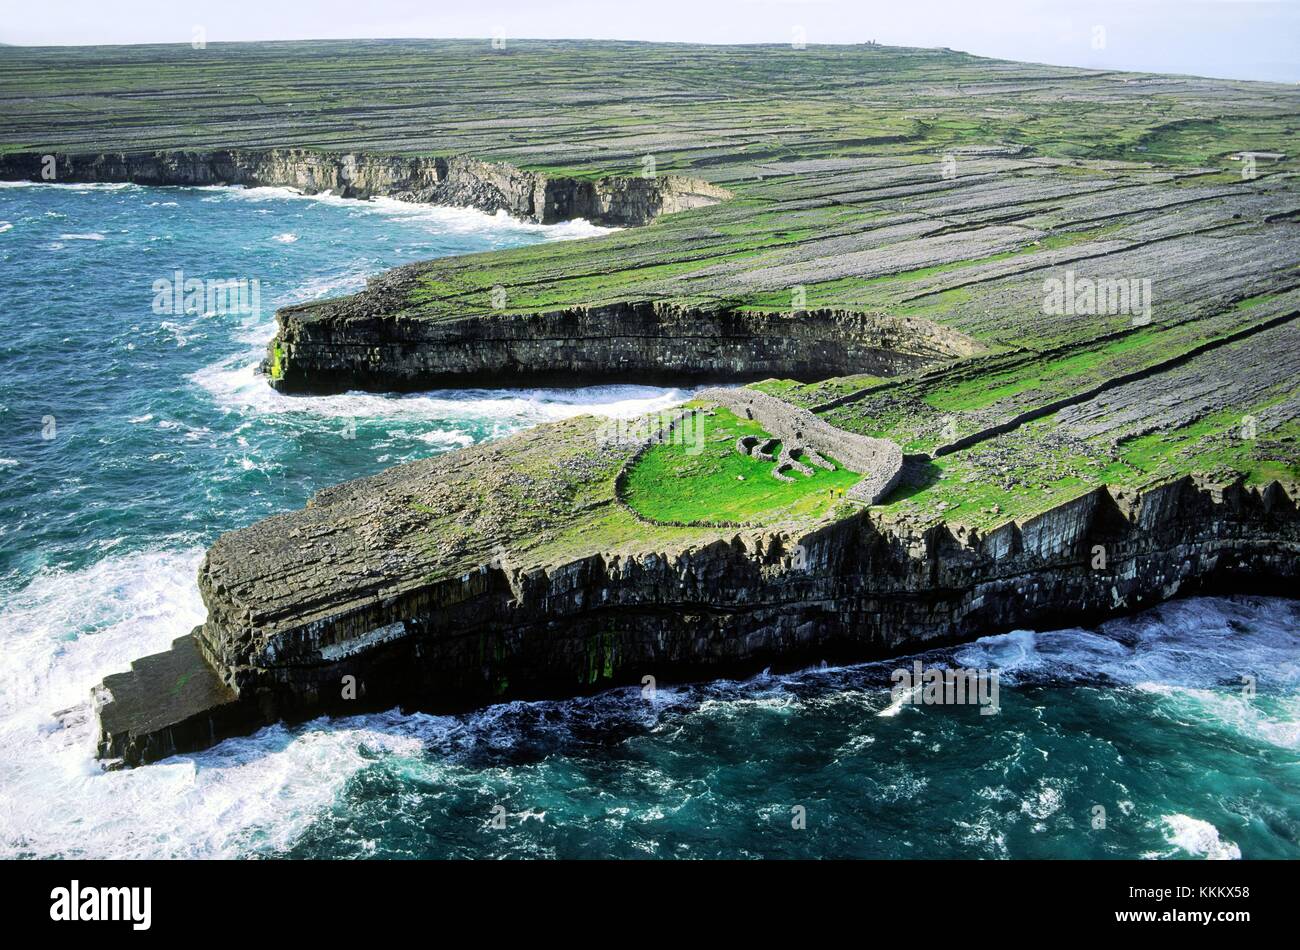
[0,181,1296,859]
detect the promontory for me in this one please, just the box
[0,39,1294,765]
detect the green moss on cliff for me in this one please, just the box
[584,630,619,685]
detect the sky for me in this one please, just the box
[2,0,1297,83]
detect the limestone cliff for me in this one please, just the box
[0,148,729,227]
[92,411,1299,766]
[267,284,980,393]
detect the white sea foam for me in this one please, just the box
[280,271,371,306]
[952,598,1300,756]
[192,355,695,430]
[191,185,614,239]
[0,547,466,859]
[366,197,614,239]
[414,429,476,448]
[1159,814,1242,860]
[1019,778,1067,821]
[1135,682,1300,750]
[0,549,206,720]
[877,681,922,717]
[0,552,1291,860]
[272,232,299,243]
[58,232,105,240]
[953,811,1010,858]
[0,221,12,234]
[954,597,1300,692]
[0,180,139,191]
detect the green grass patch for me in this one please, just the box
[921,327,1165,412]
[1099,409,1300,486]
[623,407,861,524]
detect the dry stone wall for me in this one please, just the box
[696,387,904,503]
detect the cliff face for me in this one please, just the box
[0,146,983,393]
[197,476,1296,699]
[269,288,980,393]
[94,425,1299,765]
[0,149,729,227]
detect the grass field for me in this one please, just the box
[623,408,861,524]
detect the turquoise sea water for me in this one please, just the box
[0,182,1296,860]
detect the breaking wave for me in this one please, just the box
[1,582,1294,859]
[194,185,615,239]
[192,356,694,428]
[1158,814,1242,860]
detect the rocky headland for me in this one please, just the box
[1,39,1294,766]
[96,412,1298,765]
